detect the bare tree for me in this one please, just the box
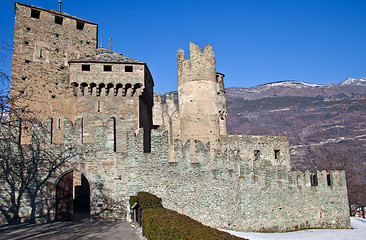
[0,106,78,224]
[0,41,77,224]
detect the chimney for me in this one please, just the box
[58,0,62,12]
[109,38,112,51]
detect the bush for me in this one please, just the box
[129,192,163,209]
[143,208,246,240]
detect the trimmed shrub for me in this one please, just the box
[129,192,163,209]
[143,208,247,240]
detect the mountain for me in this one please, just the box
[341,77,366,86]
[225,79,366,172]
[227,80,366,101]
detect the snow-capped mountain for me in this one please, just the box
[340,78,366,86]
[227,79,366,100]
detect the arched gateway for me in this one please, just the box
[56,171,90,221]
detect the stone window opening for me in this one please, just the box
[31,9,40,19]
[274,150,280,159]
[55,15,63,25]
[327,173,332,186]
[24,41,29,45]
[50,118,53,144]
[254,150,260,159]
[39,48,43,58]
[112,117,117,152]
[57,118,61,130]
[97,101,101,112]
[81,64,90,71]
[76,21,85,30]
[125,66,133,72]
[26,27,31,31]
[104,65,112,72]
[310,173,318,186]
[25,60,30,64]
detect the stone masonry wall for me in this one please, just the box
[11,2,97,143]
[23,120,348,232]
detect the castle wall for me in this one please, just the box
[221,134,291,169]
[26,120,347,231]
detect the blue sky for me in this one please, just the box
[0,0,365,94]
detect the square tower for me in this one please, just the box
[10,2,98,123]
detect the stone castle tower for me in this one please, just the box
[10,2,97,143]
[5,2,351,232]
[10,2,153,151]
[177,43,221,148]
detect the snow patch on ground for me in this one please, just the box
[220,217,366,240]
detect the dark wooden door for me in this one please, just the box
[56,172,73,221]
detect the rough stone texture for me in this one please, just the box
[6,2,351,232]
[10,2,98,144]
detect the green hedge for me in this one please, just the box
[143,208,247,240]
[129,192,163,209]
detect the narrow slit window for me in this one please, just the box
[327,173,332,186]
[82,65,90,71]
[113,118,117,152]
[50,118,53,144]
[104,65,112,72]
[125,66,133,72]
[55,16,63,25]
[97,101,101,112]
[274,150,280,159]
[31,9,40,19]
[310,173,318,186]
[57,118,61,130]
[76,21,85,30]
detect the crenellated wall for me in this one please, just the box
[22,118,348,231]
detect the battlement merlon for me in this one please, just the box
[177,43,216,86]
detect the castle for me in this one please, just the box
[6,2,350,232]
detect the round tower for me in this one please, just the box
[177,43,220,149]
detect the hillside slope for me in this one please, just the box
[226,78,366,172]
